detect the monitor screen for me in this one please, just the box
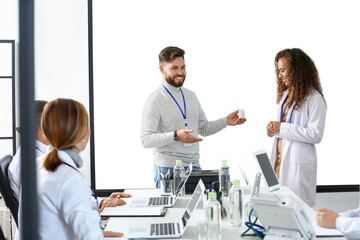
[254,152,279,189]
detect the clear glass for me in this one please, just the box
[206,197,221,240]
[219,163,230,196]
[229,184,243,227]
[160,179,173,196]
[197,219,207,240]
[173,162,185,197]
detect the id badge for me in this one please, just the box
[184,143,192,148]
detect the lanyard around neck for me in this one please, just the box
[281,95,295,123]
[162,84,187,128]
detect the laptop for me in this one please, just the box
[251,150,283,204]
[238,164,252,190]
[130,163,193,207]
[253,150,280,192]
[125,179,205,239]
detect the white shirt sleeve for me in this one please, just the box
[197,100,228,137]
[141,95,175,148]
[8,148,21,200]
[336,216,360,239]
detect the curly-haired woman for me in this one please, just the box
[266,48,327,207]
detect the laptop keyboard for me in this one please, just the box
[148,197,172,206]
[150,223,179,236]
[258,192,278,201]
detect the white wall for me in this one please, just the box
[1,0,360,212]
[0,0,18,157]
[0,0,91,182]
[92,0,360,190]
[34,0,90,181]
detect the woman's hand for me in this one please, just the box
[267,121,281,134]
[103,230,123,237]
[316,208,339,229]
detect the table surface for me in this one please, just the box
[104,187,345,240]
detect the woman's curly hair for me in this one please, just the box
[275,48,324,109]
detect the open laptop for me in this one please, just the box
[238,164,252,190]
[125,179,205,239]
[253,150,280,191]
[130,163,193,207]
[252,150,283,204]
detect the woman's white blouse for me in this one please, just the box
[37,150,104,240]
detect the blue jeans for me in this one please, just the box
[154,164,202,188]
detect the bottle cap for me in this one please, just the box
[221,159,227,164]
[208,191,217,198]
[233,179,240,185]
[176,160,182,164]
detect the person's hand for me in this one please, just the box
[177,129,203,143]
[316,208,339,229]
[227,110,246,126]
[99,192,132,212]
[103,230,123,237]
[266,121,281,134]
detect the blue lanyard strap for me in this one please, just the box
[281,95,295,123]
[162,84,187,128]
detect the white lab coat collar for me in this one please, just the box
[57,150,78,169]
[35,140,48,154]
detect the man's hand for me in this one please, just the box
[103,230,123,237]
[227,110,246,126]
[316,208,339,229]
[99,192,132,212]
[177,129,203,143]
[266,121,281,134]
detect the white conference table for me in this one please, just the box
[104,187,345,240]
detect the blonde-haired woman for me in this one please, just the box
[38,98,122,239]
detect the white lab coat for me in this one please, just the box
[336,208,360,239]
[269,90,327,207]
[12,145,102,240]
[36,150,104,240]
[8,140,47,200]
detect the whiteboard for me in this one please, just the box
[92,0,360,189]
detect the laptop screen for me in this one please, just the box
[181,179,204,230]
[253,150,280,191]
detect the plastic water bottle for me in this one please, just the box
[173,160,185,196]
[219,159,230,196]
[206,192,221,240]
[229,179,243,227]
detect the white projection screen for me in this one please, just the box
[92,0,360,190]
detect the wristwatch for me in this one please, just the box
[173,131,179,141]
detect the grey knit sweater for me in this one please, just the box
[141,80,228,168]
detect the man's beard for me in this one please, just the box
[165,74,186,87]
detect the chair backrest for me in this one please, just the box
[0,155,19,226]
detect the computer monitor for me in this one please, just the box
[253,150,280,192]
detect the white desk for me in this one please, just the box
[104,187,345,240]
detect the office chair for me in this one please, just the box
[0,155,19,226]
[0,225,5,240]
